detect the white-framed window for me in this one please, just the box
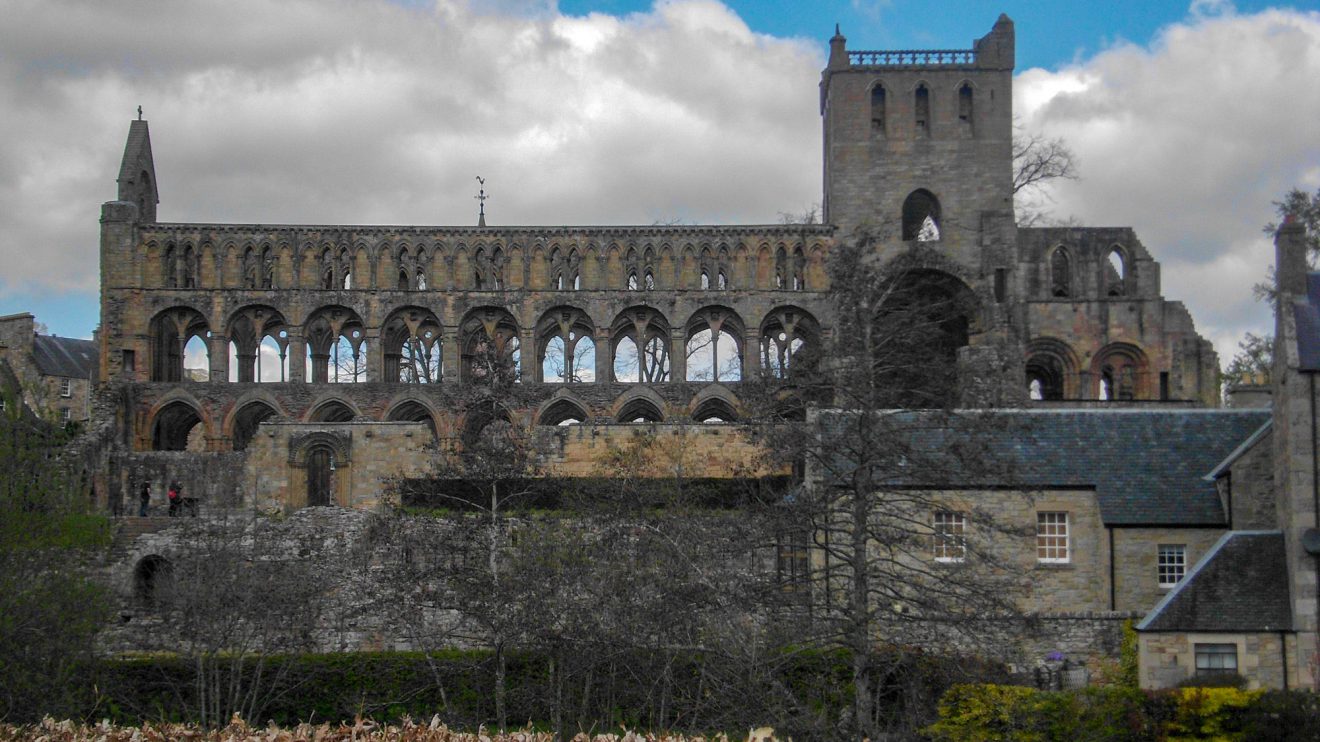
[933,510,967,562]
[1158,544,1186,587]
[1036,511,1069,563]
[60,408,72,423]
[59,378,72,397]
[1195,643,1238,677]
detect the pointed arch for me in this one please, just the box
[538,397,589,426]
[382,306,443,383]
[149,307,210,382]
[459,307,521,384]
[1049,246,1072,298]
[901,189,941,241]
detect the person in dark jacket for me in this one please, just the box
[138,481,151,516]
[167,481,181,517]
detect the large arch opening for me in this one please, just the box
[692,397,738,423]
[150,401,206,451]
[611,307,670,383]
[537,307,596,383]
[308,399,356,423]
[760,307,819,380]
[134,555,174,608]
[227,306,288,383]
[539,398,589,426]
[460,308,521,384]
[230,400,278,451]
[870,269,975,408]
[386,400,438,438]
[150,307,209,382]
[617,397,664,423]
[304,306,366,383]
[685,306,743,383]
[383,307,443,383]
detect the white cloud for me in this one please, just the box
[1,0,1316,370]
[1017,7,1320,364]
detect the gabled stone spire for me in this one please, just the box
[116,116,158,223]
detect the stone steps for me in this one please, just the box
[109,516,176,559]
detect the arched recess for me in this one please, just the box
[304,306,366,383]
[691,395,738,423]
[229,399,279,451]
[901,189,941,242]
[307,398,358,422]
[461,399,512,446]
[549,246,582,290]
[1025,338,1080,401]
[150,399,207,451]
[460,307,521,384]
[538,397,589,426]
[617,396,664,423]
[760,306,820,380]
[385,399,438,438]
[289,431,352,508]
[537,307,596,383]
[611,306,670,383]
[685,306,744,382]
[227,306,289,383]
[862,268,977,408]
[1092,342,1149,401]
[473,244,506,290]
[914,82,931,136]
[870,81,887,134]
[134,555,174,607]
[395,244,429,290]
[150,307,210,382]
[383,307,443,383]
[1049,247,1072,298]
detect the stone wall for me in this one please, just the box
[1111,528,1224,613]
[1140,631,1291,690]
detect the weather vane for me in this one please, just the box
[475,176,488,227]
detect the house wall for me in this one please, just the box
[1139,631,1291,690]
[1111,528,1224,612]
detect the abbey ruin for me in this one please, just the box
[70,15,1319,692]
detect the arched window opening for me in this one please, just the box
[871,270,973,407]
[761,308,818,380]
[871,84,886,134]
[540,311,597,384]
[612,309,670,383]
[685,308,743,383]
[320,248,336,289]
[461,310,521,384]
[150,308,209,382]
[958,83,973,135]
[774,247,787,289]
[901,189,941,242]
[384,308,443,384]
[339,249,353,289]
[231,401,277,451]
[151,401,205,452]
[387,401,437,438]
[306,445,335,506]
[1106,248,1126,296]
[915,84,930,136]
[718,270,729,290]
[539,399,588,426]
[260,246,276,289]
[1025,355,1065,401]
[183,246,198,289]
[644,270,655,290]
[627,271,639,291]
[309,400,355,423]
[304,307,366,384]
[549,248,579,291]
[227,307,288,383]
[792,246,806,290]
[693,397,737,423]
[462,401,511,447]
[134,555,174,608]
[701,271,710,289]
[242,247,259,289]
[1099,367,1115,401]
[617,398,663,423]
[1050,248,1071,298]
[182,335,209,382]
[1094,346,1144,401]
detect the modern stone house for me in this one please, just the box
[80,14,1314,683]
[0,312,97,425]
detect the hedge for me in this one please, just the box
[926,684,1320,741]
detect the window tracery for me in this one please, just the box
[612,307,670,383]
[538,307,596,383]
[460,308,521,384]
[383,307,443,383]
[685,307,743,382]
[304,306,366,383]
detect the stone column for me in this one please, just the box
[210,333,229,382]
[364,328,382,383]
[520,328,536,383]
[743,328,761,379]
[669,328,686,383]
[442,326,461,382]
[595,328,612,383]
[288,332,306,383]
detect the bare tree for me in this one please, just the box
[744,228,1030,738]
[1013,124,1079,227]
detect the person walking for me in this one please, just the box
[167,481,180,517]
[138,481,151,516]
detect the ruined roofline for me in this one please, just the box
[133,221,837,238]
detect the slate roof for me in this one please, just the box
[1137,531,1291,632]
[1293,272,1320,370]
[31,334,97,379]
[816,409,1271,526]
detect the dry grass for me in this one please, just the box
[0,717,783,742]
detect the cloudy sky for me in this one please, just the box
[1,0,1317,368]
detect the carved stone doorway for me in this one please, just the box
[307,446,333,506]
